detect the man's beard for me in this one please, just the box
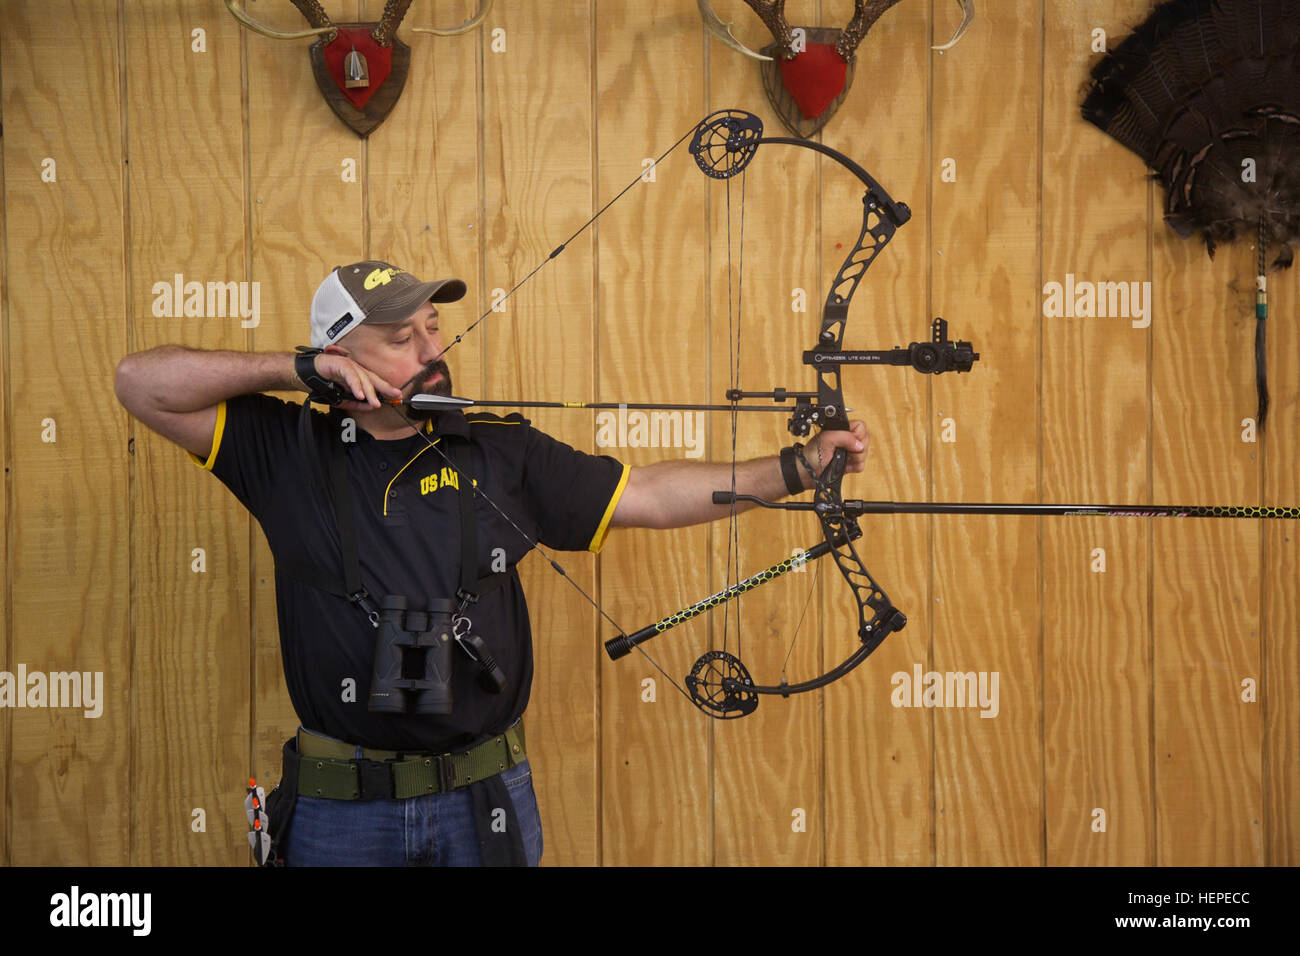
[405,360,453,420]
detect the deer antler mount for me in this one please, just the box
[226,0,492,137]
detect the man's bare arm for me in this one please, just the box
[611,424,868,530]
[113,346,303,461]
[114,345,401,460]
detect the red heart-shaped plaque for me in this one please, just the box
[321,28,392,110]
[777,43,848,119]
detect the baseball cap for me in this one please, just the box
[309,260,467,348]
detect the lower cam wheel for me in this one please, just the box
[686,650,759,718]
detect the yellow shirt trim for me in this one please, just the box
[385,438,439,516]
[588,461,630,553]
[186,401,227,471]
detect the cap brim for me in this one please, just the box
[365,278,468,325]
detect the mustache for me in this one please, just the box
[407,359,451,393]
[402,360,452,419]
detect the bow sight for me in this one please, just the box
[728,317,980,438]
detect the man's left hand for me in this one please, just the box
[801,421,869,485]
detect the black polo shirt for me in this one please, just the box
[187,393,629,751]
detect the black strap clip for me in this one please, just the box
[454,588,478,615]
[351,589,381,628]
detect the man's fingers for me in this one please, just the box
[346,369,371,405]
[316,353,402,408]
[361,370,402,406]
[368,371,402,400]
[362,372,382,407]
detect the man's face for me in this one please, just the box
[344,300,453,401]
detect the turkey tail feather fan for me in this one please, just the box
[1082,0,1300,429]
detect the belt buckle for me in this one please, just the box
[435,753,457,792]
[356,758,393,801]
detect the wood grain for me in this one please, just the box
[478,0,603,867]
[704,62,822,868]
[246,0,365,818]
[123,0,251,867]
[2,0,130,864]
[820,0,934,867]
[1152,233,1262,864]
[596,0,711,866]
[931,0,1044,865]
[1042,0,1154,865]
[1264,235,1298,864]
[0,11,9,865]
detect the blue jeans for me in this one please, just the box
[279,759,543,866]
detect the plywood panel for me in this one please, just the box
[596,1,710,865]
[0,22,10,864]
[1152,233,1261,865]
[821,0,934,867]
[698,83,823,868]
[0,0,1295,868]
[1264,246,1299,864]
[124,0,251,867]
[245,0,365,800]
[1041,0,1154,865]
[478,0,602,867]
[2,0,130,864]
[931,0,1043,865]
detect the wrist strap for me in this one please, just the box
[779,444,805,495]
[294,346,346,405]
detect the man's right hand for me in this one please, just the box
[307,351,403,411]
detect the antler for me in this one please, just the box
[372,0,414,47]
[741,1,796,58]
[836,0,903,60]
[701,0,974,61]
[930,0,974,51]
[223,0,337,42]
[838,0,974,59]
[697,0,791,60]
[409,0,494,37]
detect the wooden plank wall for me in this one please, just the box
[0,0,1295,867]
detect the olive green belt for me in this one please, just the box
[292,721,527,800]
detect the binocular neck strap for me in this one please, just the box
[279,400,377,623]
[449,440,479,602]
[325,422,367,602]
[288,401,491,615]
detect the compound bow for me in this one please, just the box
[372,108,978,718]
[597,110,977,715]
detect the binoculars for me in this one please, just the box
[367,596,456,714]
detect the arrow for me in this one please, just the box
[401,394,805,414]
